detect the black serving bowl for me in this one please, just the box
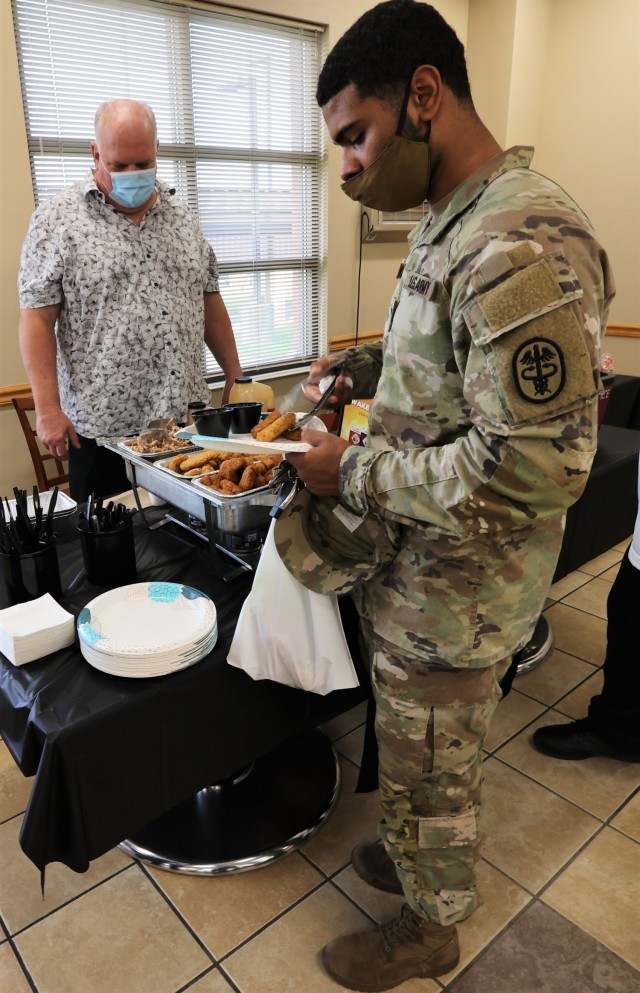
[224,401,263,433]
[192,406,232,438]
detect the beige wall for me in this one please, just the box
[1,0,639,497]
[0,0,37,491]
[533,0,640,373]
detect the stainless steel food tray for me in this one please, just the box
[106,443,276,533]
[190,476,275,531]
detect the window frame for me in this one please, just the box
[12,0,328,385]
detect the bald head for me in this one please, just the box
[94,99,157,145]
[91,99,158,214]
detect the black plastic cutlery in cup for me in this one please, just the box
[0,486,62,604]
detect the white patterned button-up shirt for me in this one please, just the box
[18,173,217,437]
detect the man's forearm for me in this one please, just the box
[203,291,242,381]
[18,304,79,457]
[18,306,62,412]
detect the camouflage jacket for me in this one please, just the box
[339,147,615,667]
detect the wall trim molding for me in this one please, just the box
[606,323,640,338]
[330,323,640,351]
[0,383,31,409]
[2,321,637,404]
[329,330,383,351]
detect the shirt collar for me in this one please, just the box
[409,146,535,247]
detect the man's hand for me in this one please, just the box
[36,407,80,460]
[286,429,349,496]
[303,355,353,408]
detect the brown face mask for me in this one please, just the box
[341,83,431,212]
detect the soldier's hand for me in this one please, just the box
[303,356,353,408]
[286,430,348,496]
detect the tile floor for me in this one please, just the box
[1,539,639,993]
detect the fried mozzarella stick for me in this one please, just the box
[251,409,282,437]
[255,411,296,442]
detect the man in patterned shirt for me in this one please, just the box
[18,98,242,501]
[285,1,615,988]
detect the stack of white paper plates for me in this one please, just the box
[77,582,217,678]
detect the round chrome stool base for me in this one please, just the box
[120,728,340,875]
[513,614,553,676]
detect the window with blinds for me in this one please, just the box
[12,0,326,380]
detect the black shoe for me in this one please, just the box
[532,718,640,762]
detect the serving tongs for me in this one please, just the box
[138,417,177,447]
[290,360,349,430]
[268,460,302,519]
[147,417,175,431]
[138,427,171,446]
[280,353,350,424]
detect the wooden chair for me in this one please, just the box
[12,395,69,492]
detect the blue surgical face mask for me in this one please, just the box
[108,168,156,209]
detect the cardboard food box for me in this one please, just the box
[340,399,372,448]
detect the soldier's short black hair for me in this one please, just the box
[316,0,472,109]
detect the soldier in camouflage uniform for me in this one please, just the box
[284,2,615,989]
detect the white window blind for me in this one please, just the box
[12,0,326,379]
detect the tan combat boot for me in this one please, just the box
[321,903,460,991]
[351,841,403,894]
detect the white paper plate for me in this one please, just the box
[81,622,217,663]
[79,626,218,678]
[175,415,326,455]
[77,582,216,658]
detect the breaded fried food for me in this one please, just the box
[218,478,241,494]
[184,464,214,477]
[251,409,281,438]
[219,457,248,480]
[255,411,296,442]
[180,449,219,472]
[282,427,302,441]
[208,451,234,463]
[238,464,260,491]
[167,454,190,472]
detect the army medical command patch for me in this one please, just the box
[512,338,566,403]
[463,254,598,426]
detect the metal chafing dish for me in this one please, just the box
[104,440,277,572]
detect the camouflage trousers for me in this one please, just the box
[367,628,511,926]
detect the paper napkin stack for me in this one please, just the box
[0,593,76,666]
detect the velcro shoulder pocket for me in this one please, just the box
[463,253,598,426]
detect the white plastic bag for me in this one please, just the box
[227,520,358,694]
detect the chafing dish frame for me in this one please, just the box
[104,442,276,574]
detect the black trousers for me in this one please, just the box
[68,435,132,504]
[588,548,640,749]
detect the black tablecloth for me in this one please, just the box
[0,512,367,873]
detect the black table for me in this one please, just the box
[0,511,368,875]
[601,373,640,430]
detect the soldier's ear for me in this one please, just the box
[409,65,441,123]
